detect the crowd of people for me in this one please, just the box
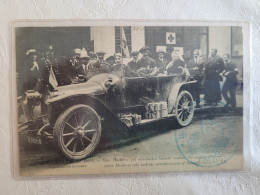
[17,44,239,111]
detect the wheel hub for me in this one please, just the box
[75,127,84,136]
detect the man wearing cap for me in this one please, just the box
[105,56,115,66]
[137,46,158,76]
[155,50,168,73]
[75,48,91,82]
[125,51,139,77]
[96,51,106,63]
[187,49,204,108]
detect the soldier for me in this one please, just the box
[137,46,158,76]
[222,54,239,111]
[187,50,204,108]
[125,51,139,77]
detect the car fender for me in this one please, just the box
[167,81,197,113]
[48,95,130,141]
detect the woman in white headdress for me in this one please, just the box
[166,51,186,75]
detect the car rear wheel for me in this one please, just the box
[54,104,101,161]
[175,90,194,127]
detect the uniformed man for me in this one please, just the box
[137,46,158,76]
[222,53,239,111]
[187,49,204,108]
[125,51,139,77]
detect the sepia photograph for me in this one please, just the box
[14,24,244,176]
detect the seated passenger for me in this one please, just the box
[75,48,91,82]
[166,51,185,75]
[136,46,158,77]
[155,49,168,73]
[105,56,115,66]
[124,51,139,77]
[110,53,125,79]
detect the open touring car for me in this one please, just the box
[18,70,197,161]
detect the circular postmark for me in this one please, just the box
[175,115,237,167]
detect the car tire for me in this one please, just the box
[53,104,101,161]
[175,90,194,127]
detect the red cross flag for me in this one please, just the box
[166,32,176,45]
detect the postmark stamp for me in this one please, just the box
[175,114,237,167]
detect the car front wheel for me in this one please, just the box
[175,90,194,127]
[54,104,101,161]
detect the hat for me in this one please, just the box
[80,47,90,59]
[130,51,139,56]
[74,48,81,54]
[139,46,150,53]
[26,49,37,56]
[96,51,106,55]
[157,49,166,54]
[114,53,122,58]
[88,52,98,59]
[106,56,115,61]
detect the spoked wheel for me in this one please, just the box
[54,104,101,161]
[175,90,194,127]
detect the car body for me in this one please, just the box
[18,70,197,161]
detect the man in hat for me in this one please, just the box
[40,45,63,88]
[105,56,115,66]
[137,46,158,76]
[96,51,106,63]
[75,47,91,82]
[19,49,42,95]
[61,48,82,85]
[155,49,168,73]
[125,51,139,77]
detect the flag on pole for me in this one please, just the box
[49,67,58,88]
[121,27,130,58]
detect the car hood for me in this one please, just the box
[46,81,106,103]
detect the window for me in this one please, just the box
[231,27,243,57]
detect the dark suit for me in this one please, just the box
[222,62,238,108]
[187,58,204,105]
[204,55,225,104]
[137,56,156,69]
[156,58,168,72]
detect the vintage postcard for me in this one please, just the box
[13,21,244,176]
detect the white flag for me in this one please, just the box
[121,27,130,58]
[49,67,58,88]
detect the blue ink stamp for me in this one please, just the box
[175,116,236,167]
